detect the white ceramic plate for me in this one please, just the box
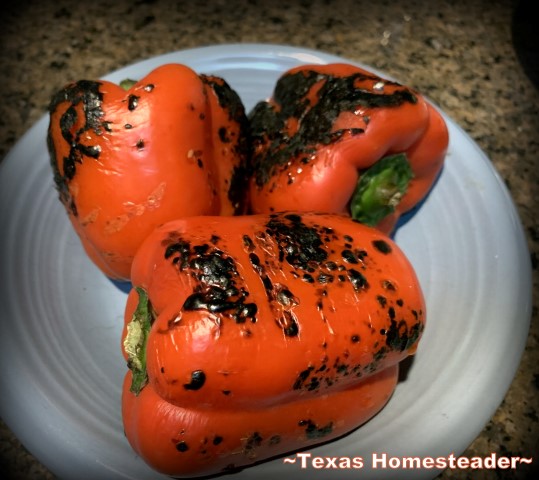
[0,44,532,480]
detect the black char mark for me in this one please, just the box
[183,370,206,390]
[248,249,300,338]
[127,94,140,111]
[176,441,189,452]
[264,213,369,291]
[200,74,251,214]
[372,239,392,254]
[249,212,333,338]
[385,315,423,352]
[47,80,106,216]
[264,213,328,270]
[298,419,334,439]
[248,213,373,335]
[249,69,417,187]
[292,354,363,393]
[242,432,263,459]
[164,236,257,324]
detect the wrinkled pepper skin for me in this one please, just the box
[47,64,249,281]
[121,212,425,477]
[248,63,449,234]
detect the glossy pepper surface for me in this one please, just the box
[47,63,249,281]
[248,63,449,234]
[121,212,426,477]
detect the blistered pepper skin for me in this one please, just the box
[47,64,249,281]
[121,212,425,477]
[248,63,449,234]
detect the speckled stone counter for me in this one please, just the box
[1,0,537,479]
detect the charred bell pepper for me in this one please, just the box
[248,63,449,234]
[47,63,249,281]
[121,212,425,477]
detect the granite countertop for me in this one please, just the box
[0,0,537,478]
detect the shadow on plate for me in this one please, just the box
[109,278,133,294]
[390,164,445,238]
[397,355,416,384]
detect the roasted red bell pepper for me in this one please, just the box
[47,64,249,281]
[248,63,449,234]
[121,212,425,477]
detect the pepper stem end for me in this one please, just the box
[119,78,137,91]
[123,287,153,396]
[349,153,413,226]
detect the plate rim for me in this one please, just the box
[0,42,532,480]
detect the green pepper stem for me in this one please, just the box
[119,78,137,91]
[123,287,153,395]
[349,153,413,226]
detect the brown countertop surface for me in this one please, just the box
[1,0,537,479]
